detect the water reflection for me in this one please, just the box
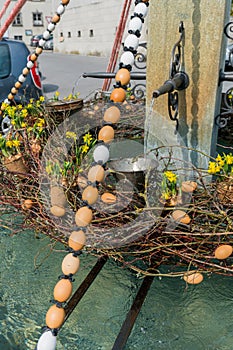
[1,229,233,349]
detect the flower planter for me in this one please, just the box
[45,99,83,114]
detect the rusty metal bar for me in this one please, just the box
[112,275,154,350]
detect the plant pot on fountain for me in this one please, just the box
[45,92,83,114]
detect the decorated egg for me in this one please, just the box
[110,88,126,103]
[45,305,65,329]
[93,144,109,164]
[183,271,203,284]
[50,205,66,217]
[120,51,135,67]
[101,192,117,204]
[134,3,148,18]
[82,185,99,205]
[115,68,131,86]
[69,230,86,251]
[103,106,121,123]
[36,329,57,350]
[22,199,33,210]
[53,279,73,302]
[172,210,191,224]
[61,0,70,4]
[62,253,80,275]
[98,125,115,143]
[23,67,29,76]
[35,47,43,55]
[11,87,18,95]
[15,81,22,89]
[52,14,60,23]
[88,164,105,183]
[75,206,93,226]
[214,245,233,260]
[30,53,37,62]
[128,17,143,33]
[124,34,139,50]
[181,181,197,193]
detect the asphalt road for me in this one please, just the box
[38,51,109,101]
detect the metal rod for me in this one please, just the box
[64,255,108,323]
[0,0,27,40]
[112,275,154,350]
[83,72,146,80]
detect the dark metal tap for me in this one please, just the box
[152,72,189,98]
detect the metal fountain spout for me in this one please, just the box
[152,71,189,98]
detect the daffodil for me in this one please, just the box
[83,132,93,145]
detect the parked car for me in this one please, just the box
[30,34,43,47]
[225,43,233,70]
[44,38,53,50]
[0,38,43,105]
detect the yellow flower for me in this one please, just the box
[216,154,224,167]
[164,171,177,183]
[6,140,13,148]
[66,131,77,140]
[83,132,93,145]
[226,154,233,165]
[12,139,21,147]
[81,144,89,153]
[21,122,27,128]
[208,161,218,174]
[39,96,45,102]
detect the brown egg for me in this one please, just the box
[183,271,203,284]
[11,87,18,95]
[75,206,93,226]
[110,88,126,103]
[62,253,80,275]
[15,81,22,89]
[46,305,65,329]
[88,164,105,183]
[115,68,131,86]
[23,67,29,75]
[103,106,121,124]
[69,230,86,251]
[53,279,73,302]
[77,175,88,188]
[50,186,67,207]
[214,245,233,260]
[50,205,66,217]
[181,181,197,193]
[22,199,33,210]
[172,210,191,224]
[30,53,37,62]
[98,125,114,143]
[61,0,70,4]
[101,192,117,204]
[82,185,99,205]
[8,93,14,100]
[35,47,43,55]
[52,14,60,23]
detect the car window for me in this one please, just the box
[0,44,11,78]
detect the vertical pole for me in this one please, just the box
[0,0,27,40]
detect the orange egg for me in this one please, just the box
[52,14,60,23]
[214,245,233,260]
[22,199,33,210]
[181,181,197,193]
[23,67,29,75]
[88,164,105,183]
[103,106,121,124]
[82,185,99,205]
[61,0,70,4]
[11,87,18,95]
[172,210,191,224]
[115,68,131,86]
[101,192,117,204]
[53,279,73,302]
[30,53,37,62]
[8,93,14,100]
[46,305,65,329]
[75,206,93,226]
[50,205,66,217]
[68,230,86,251]
[98,125,114,143]
[15,81,22,89]
[62,253,80,275]
[110,88,126,103]
[183,271,203,284]
[35,47,43,55]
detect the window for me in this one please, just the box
[12,13,23,26]
[89,29,94,37]
[33,12,43,26]
[14,35,23,41]
[68,31,71,38]
[77,30,81,37]
[0,44,11,78]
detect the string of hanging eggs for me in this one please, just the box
[36,1,149,348]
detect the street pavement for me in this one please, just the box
[38,51,109,101]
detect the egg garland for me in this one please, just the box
[0,0,70,114]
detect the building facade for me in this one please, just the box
[0,0,148,56]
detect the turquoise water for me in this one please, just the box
[1,226,233,350]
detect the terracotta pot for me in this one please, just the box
[217,177,233,205]
[3,154,28,176]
